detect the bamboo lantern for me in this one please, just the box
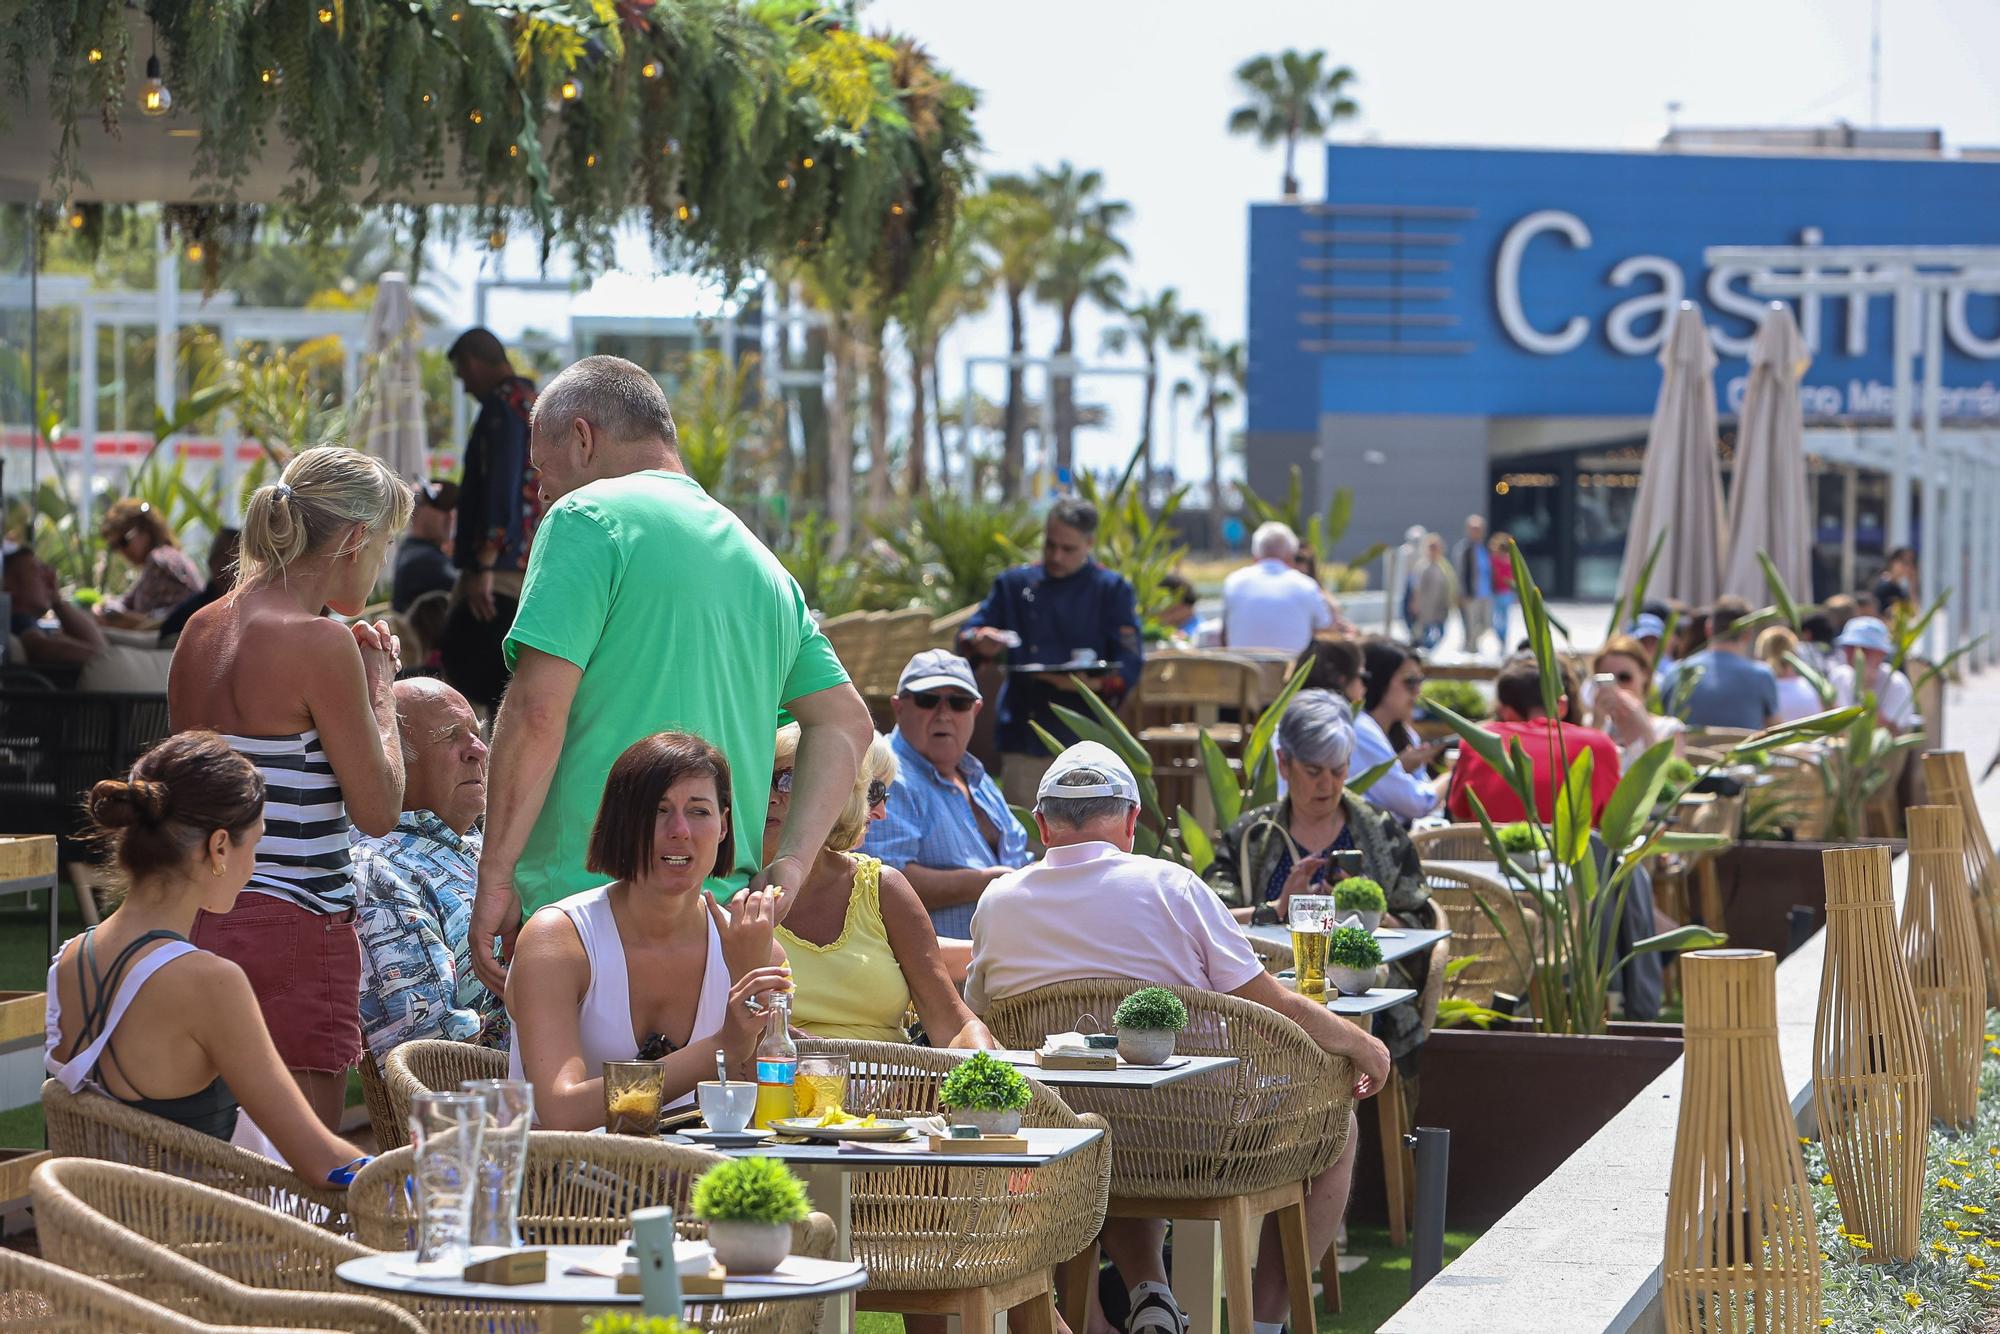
[1920,750,2000,1002]
[1813,845,1928,1260]
[1901,804,1985,1129]
[1665,949,1822,1332]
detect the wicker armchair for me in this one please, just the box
[982,982,1350,1334]
[1411,822,1494,862]
[1424,866,1539,1004]
[351,1131,835,1334]
[0,1246,340,1334]
[1244,931,1293,973]
[29,1158,420,1334]
[375,1039,510,1152]
[41,1080,350,1233]
[789,1039,1110,1333]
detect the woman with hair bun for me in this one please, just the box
[168,445,413,1130]
[44,733,369,1185]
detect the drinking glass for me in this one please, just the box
[461,1078,534,1250]
[793,1053,851,1118]
[1290,894,1335,1004]
[410,1091,485,1267]
[604,1060,667,1136]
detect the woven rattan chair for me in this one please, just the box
[1134,653,1263,831]
[1424,866,1539,1004]
[0,1246,341,1334]
[41,1080,350,1233]
[792,1039,1109,1334]
[351,1131,835,1334]
[376,1039,509,1152]
[1411,822,1494,862]
[29,1158,421,1334]
[1244,931,1293,973]
[983,982,1349,1334]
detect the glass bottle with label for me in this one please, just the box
[752,993,798,1128]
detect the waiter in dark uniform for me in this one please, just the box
[958,496,1144,809]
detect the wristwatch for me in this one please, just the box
[1250,903,1281,927]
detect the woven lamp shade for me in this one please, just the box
[1664,949,1822,1332]
[1902,805,1986,1129]
[1813,845,1929,1260]
[1920,751,2000,1003]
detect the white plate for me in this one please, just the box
[770,1118,913,1143]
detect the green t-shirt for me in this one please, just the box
[503,470,849,914]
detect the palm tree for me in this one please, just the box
[896,216,993,495]
[1031,162,1130,483]
[1227,50,1360,198]
[970,178,1052,501]
[1194,336,1245,533]
[1102,288,1201,501]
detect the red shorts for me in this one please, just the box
[192,892,363,1074]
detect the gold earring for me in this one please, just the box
[211,860,224,878]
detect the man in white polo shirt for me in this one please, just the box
[968,742,1388,1334]
[1220,522,1332,653]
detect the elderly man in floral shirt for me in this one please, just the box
[354,678,506,1058]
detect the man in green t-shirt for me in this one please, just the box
[469,355,872,994]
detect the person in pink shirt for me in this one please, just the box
[966,742,1389,1334]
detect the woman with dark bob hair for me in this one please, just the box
[507,731,792,1130]
[44,732,370,1185]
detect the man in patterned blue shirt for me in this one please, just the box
[354,678,506,1058]
[866,650,1032,939]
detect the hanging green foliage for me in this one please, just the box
[0,1,979,292]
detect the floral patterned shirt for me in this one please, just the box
[353,812,507,1058]
[107,546,205,621]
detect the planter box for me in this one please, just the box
[1713,838,1904,957]
[0,836,55,881]
[0,993,42,1048]
[1351,1020,1684,1230]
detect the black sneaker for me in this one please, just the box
[1125,1283,1188,1334]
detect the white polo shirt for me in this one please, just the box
[965,840,1264,1014]
[1221,559,1332,652]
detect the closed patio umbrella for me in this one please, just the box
[1720,302,1813,603]
[1618,302,1724,609]
[357,271,428,484]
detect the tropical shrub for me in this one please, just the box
[1419,678,1489,722]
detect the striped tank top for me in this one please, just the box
[223,730,353,915]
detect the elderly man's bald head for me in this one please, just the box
[394,678,489,833]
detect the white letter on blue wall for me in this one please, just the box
[1605,255,1686,356]
[1495,210,1591,355]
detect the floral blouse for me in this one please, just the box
[106,546,204,621]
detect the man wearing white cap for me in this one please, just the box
[967,741,1388,1334]
[867,649,1032,939]
[1831,616,1918,734]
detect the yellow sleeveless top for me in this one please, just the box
[776,857,913,1044]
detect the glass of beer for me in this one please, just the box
[603,1060,667,1136]
[1290,894,1335,1003]
[794,1053,851,1119]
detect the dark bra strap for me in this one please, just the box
[68,928,192,1094]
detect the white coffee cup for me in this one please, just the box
[697,1081,758,1133]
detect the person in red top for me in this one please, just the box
[1446,656,1622,825]
[1488,530,1518,652]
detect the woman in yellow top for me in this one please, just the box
[764,726,993,1048]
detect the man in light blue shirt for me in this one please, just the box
[867,650,1033,938]
[1661,596,1780,731]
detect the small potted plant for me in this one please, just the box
[939,1050,1033,1135]
[1497,821,1547,873]
[1326,926,1384,996]
[584,1318,698,1334]
[1332,877,1387,932]
[1113,986,1190,1066]
[690,1156,809,1273]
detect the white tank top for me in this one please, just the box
[509,885,730,1113]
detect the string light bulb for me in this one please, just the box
[676,204,691,222]
[139,53,171,117]
[86,48,104,64]
[420,91,435,107]
[585,153,598,168]
[468,108,484,125]
[507,143,518,158]
[64,205,85,231]
[259,66,283,89]
[557,76,583,104]
[640,59,661,80]
[890,202,905,215]
[185,241,204,263]
[487,228,506,250]
[801,156,814,169]
[316,7,334,24]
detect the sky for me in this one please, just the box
[455,0,2000,486]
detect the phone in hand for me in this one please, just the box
[1320,850,1366,882]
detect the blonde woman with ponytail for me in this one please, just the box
[168,445,412,1131]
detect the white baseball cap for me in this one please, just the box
[897,649,981,699]
[1836,616,1894,655]
[1629,612,1667,640]
[1035,741,1140,809]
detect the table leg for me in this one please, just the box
[801,1165,853,1334]
[1172,1218,1221,1334]
[1377,1071,1409,1248]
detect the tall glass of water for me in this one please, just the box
[410,1091,485,1267]
[461,1078,534,1251]
[1290,894,1335,1004]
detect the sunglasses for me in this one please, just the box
[867,779,890,807]
[772,769,793,797]
[1399,674,1425,690]
[636,1031,680,1062]
[1611,671,1637,686]
[904,691,977,713]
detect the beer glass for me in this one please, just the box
[1290,894,1335,1003]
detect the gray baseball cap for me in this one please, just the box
[1035,741,1141,808]
[898,649,981,698]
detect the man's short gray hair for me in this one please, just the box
[1252,522,1300,560]
[1275,689,1356,771]
[1047,496,1099,537]
[531,354,679,450]
[1036,765,1136,829]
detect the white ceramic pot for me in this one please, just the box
[706,1219,793,1274]
[948,1108,1023,1136]
[1328,964,1378,996]
[1509,850,1545,875]
[1116,1027,1177,1066]
[1339,908,1383,932]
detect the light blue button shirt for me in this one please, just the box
[866,730,1033,938]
